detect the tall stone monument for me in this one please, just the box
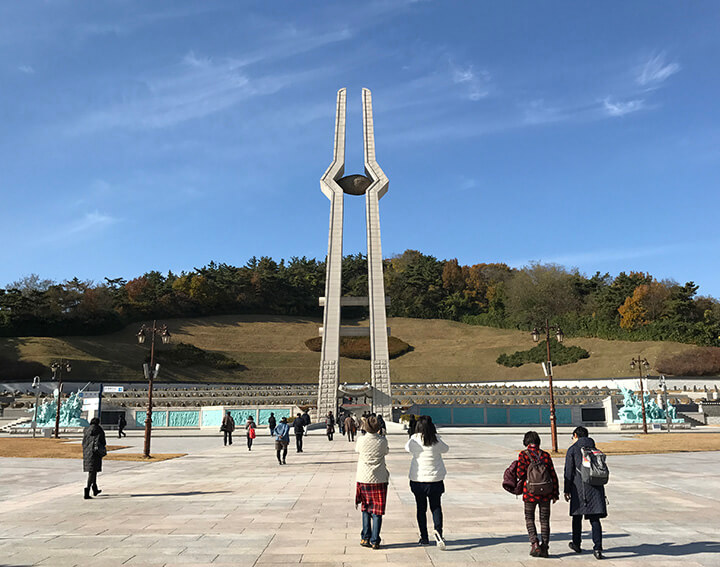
[316,88,392,420]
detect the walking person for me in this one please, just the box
[301,408,311,435]
[294,413,305,452]
[82,417,106,500]
[345,414,357,442]
[355,416,389,550]
[117,413,127,438]
[338,412,345,436]
[221,411,235,446]
[268,412,276,436]
[273,416,290,465]
[246,415,256,451]
[376,413,386,436]
[516,431,559,557]
[564,427,607,560]
[405,416,449,549]
[326,411,336,441]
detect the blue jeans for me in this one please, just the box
[361,512,382,544]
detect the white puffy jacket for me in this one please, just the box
[355,433,390,483]
[405,433,449,482]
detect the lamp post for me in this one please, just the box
[658,375,672,433]
[31,376,40,438]
[51,359,72,439]
[531,319,564,453]
[630,356,650,434]
[136,321,171,458]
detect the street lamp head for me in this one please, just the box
[643,359,650,369]
[555,328,564,343]
[65,363,71,373]
[161,326,171,345]
[136,327,147,344]
[630,360,636,370]
[531,328,540,343]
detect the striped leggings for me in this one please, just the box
[524,500,551,545]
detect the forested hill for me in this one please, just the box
[2,250,719,347]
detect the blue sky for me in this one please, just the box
[2,1,719,297]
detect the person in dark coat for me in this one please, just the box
[564,426,607,560]
[326,411,335,441]
[267,412,276,436]
[82,417,106,499]
[221,411,235,446]
[294,414,305,452]
[117,414,127,438]
[301,409,311,436]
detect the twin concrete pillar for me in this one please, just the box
[317,88,392,420]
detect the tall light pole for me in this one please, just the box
[531,319,564,453]
[630,356,650,434]
[52,360,72,439]
[659,375,672,433]
[136,321,171,458]
[31,376,40,438]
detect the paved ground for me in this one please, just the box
[1,427,719,567]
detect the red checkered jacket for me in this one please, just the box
[516,444,559,503]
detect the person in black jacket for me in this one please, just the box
[82,417,106,500]
[117,414,127,438]
[294,414,305,452]
[564,426,607,560]
[407,415,417,438]
[267,412,276,436]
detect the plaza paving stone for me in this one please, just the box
[1,427,719,566]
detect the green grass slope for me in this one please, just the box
[0,315,698,384]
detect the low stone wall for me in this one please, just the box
[407,404,597,426]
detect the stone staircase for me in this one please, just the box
[678,411,706,427]
[0,416,32,432]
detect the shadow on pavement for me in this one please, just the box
[105,490,233,498]
[447,532,630,552]
[609,541,720,558]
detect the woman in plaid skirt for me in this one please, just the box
[355,415,389,549]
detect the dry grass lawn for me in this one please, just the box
[548,433,720,457]
[0,314,701,384]
[0,438,185,462]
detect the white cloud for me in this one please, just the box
[66,211,118,235]
[636,52,680,87]
[603,98,645,117]
[450,63,490,101]
[18,65,34,74]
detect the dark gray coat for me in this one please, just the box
[563,436,607,518]
[82,423,106,473]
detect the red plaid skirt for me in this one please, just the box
[355,482,388,516]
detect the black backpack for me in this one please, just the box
[580,447,609,486]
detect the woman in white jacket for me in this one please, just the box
[405,415,449,549]
[355,415,389,550]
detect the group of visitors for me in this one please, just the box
[82,412,608,560]
[220,411,257,450]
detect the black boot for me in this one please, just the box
[84,488,92,500]
[92,484,102,496]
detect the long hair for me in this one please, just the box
[416,416,438,446]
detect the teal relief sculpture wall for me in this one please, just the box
[258,408,292,424]
[168,411,199,427]
[229,409,256,424]
[135,411,167,427]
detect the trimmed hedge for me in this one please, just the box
[304,336,412,359]
[156,342,244,370]
[496,339,590,368]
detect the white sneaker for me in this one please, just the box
[434,530,446,550]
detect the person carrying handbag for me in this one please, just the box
[246,415,256,451]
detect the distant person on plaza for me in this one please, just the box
[516,431,559,558]
[117,414,127,438]
[221,411,235,446]
[245,415,256,451]
[564,426,607,560]
[294,413,305,452]
[302,408,311,436]
[82,417,106,500]
[268,412,276,436]
[337,412,345,436]
[407,415,417,438]
[405,416,449,550]
[273,416,290,465]
[326,411,335,441]
[355,415,389,550]
[345,414,357,442]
